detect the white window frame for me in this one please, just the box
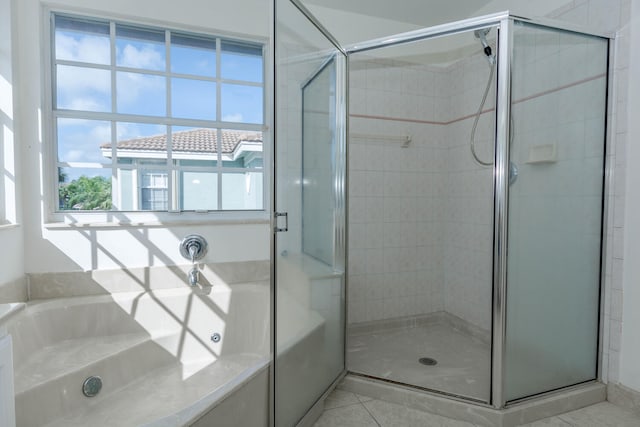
[43,8,271,225]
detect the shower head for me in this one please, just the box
[474,28,496,65]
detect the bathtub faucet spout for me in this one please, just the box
[188,266,200,287]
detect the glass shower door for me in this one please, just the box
[274,0,346,425]
[345,26,497,404]
[504,22,608,402]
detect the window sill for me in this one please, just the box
[0,223,21,231]
[44,211,270,229]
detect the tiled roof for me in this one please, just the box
[101,128,262,154]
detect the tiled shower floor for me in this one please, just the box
[347,319,491,402]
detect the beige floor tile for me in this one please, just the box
[356,393,374,403]
[557,402,640,427]
[324,389,362,410]
[363,399,476,427]
[518,417,572,426]
[314,403,379,427]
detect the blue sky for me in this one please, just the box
[55,20,263,181]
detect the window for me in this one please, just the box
[52,14,265,212]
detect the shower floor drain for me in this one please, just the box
[418,357,438,366]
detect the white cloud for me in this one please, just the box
[56,64,111,112]
[58,119,111,163]
[116,72,164,109]
[55,33,110,65]
[90,123,112,143]
[116,122,165,141]
[222,113,244,122]
[118,44,164,70]
[67,98,105,112]
[64,149,86,162]
[56,38,168,113]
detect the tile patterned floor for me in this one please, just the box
[313,389,640,427]
[348,321,490,401]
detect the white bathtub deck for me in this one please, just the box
[7,284,271,426]
[44,353,268,427]
[15,332,152,393]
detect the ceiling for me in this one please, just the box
[303,0,495,28]
[301,0,572,47]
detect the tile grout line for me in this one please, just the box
[360,401,383,427]
[321,401,364,412]
[555,414,578,426]
[355,394,374,404]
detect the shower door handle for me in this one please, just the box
[274,212,288,233]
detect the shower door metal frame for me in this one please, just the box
[343,11,612,411]
[491,15,512,410]
[273,4,613,421]
[272,0,348,425]
[346,11,510,409]
[496,17,611,409]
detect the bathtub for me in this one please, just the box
[2,282,270,427]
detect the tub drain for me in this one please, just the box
[419,357,437,366]
[82,376,103,397]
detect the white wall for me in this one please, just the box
[11,0,271,280]
[619,0,640,393]
[0,0,25,297]
[347,51,494,328]
[347,57,447,324]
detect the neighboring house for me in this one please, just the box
[100,128,263,211]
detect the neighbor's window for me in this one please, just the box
[52,14,264,212]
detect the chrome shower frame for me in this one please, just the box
[272,6,614,424]
[343,11,612,410]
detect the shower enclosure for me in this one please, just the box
[274,4,609,425]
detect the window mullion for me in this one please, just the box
[165,30,178,212]
[52,14,265,214]
[51,14,60,211]
[110,22,117,211]
[216,38,223,210]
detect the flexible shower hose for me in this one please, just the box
[470,62,495,166]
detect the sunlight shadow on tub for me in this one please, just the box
[46,221,240,380]
[35,211,270,381]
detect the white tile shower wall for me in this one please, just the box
[347,1,629,342]
[348,53,495,328]
[501,22,609,394]
[442,52,495,332]
[348,58,447,324]
[546,0,630,385]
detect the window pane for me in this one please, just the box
[115,122,168,164]
[222,171,263,210]
[221,84,263,123]
[116,167,134,211]
[181,171,217,210]
[58,167,112,211]
[117,72,166,116]
[171,78,216,120]
[56,65,111,112]
[52,15,266,213]
[55,16,110,65]
[172,127,218,164]
[116,25,165,71]
[220,129,263,168]
[140,170,168,210]
[171,34,216,77]
[221,41,263,82]
[57,118,111,164]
